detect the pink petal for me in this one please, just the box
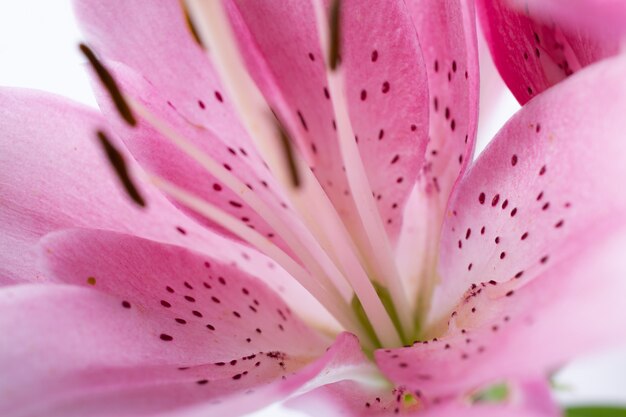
[214,244,341,333]
[430,54,626,324]
[38,228,329,354]
[394,0,479,298]
[0,285,361,417]
[377,56,626,396]
[407,0,480,204]
[517,379,562,417]
[525,0,626,39]
[287,376,559,416]
[477,0,619,104]
[0,88,214,283]
[377,225,626,397]
[174,332,367,417]
[340,0,429,240]
[3,229,365,415]
[229,0,429,243]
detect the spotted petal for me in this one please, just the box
[377,55,626,396]
[0,229,366,416]
[0,285,362,417]
[377,225,626,397]
[228,0,429,244]
[395,0,479,301]
[477,0,619,104]
[430,54,626,323]
[407,0,479,203]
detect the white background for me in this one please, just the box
[1,1,625,415]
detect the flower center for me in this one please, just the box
[87,1,439,351]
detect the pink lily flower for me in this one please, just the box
[1,1,626,416]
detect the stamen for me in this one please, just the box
[128,99,350,301]
[79,44,136,127]
[179,0,204,49]
[311,0,414,340]
[96,130,145,207]
[273,114,300,188]
[327,0,341,71]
